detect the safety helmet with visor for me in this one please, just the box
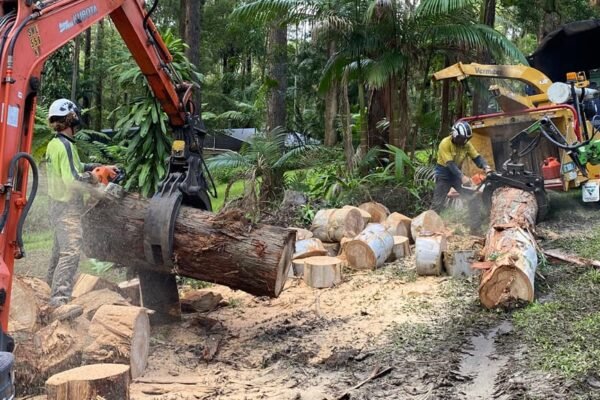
[450,121,472,146]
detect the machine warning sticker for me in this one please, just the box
[59,5,98,33]
[7,106,18,128]
[27,24,41,57]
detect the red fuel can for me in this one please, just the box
[542,157,561,180]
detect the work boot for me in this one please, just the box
[50,304,83,322]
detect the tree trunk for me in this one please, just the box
[472,0,496,114]
[324,42,338,147]
[83,305,150,379]
[46,364,131,400]
[180,0,204,114]
[398,69,411,150]
[439,58,451,139]
[266,23,287,133]
[71,36,80,102]
[358,81,368,153]
[81,28,92,126]
[341,73,354,170]
[479,187,538,309]
[80,194,295,298]
[388,74,402,148]
[94,20,104,131]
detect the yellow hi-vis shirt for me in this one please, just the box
[46,134,85,203]
[436,136,480,168]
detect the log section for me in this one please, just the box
[81,194,295,298]
[344,224,393,270]
[46,364,130,400]
[480,187,538,309]
[310,208,364,242]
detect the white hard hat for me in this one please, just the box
[451,121,473,145]
[48,98,79,120]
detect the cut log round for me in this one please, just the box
[46,363,130,400]
[358,202,389,223]
[72,288,130,321]
[301,256,343,288]
[411,210,445,240]
[344,224,394,270]
[479,188,538,309]
[9,276,50,333]
[390,236,411,261]
[72,274,120,298]
[118,279,141,306]
[415,233,447,276]
[14,318,88,395]
[291,259,305,277]
[342,205,372,225]
[310,208,364,242]
[289,227,313,241]
[180,290,223,313]
[385,213,413,242]
[81,194,295,298]
[293,238,327,260]
[322,242,341,257]
[83,305,150,379]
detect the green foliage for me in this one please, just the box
[111,30,198,197]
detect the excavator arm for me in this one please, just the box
[433,62,554,108]
[0,0,211,358]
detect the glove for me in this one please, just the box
[461,175,472,186]
[92,166,118,185]
[484,166,493,174]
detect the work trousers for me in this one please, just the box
[431,176,483,232]
[46,200,83,307]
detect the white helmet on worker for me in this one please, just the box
[451,121,472,145]
[48,98,81,126]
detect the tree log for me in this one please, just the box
[310,208,364,242]
[344,224,394,270]
[118,279,141,306]
[293,238,327,260]
[301,256,343,288]
[80,194,295,298]
[479,187,538,309]
[358,202,389,223]
[385,213,413,242]
[72,288,130,321]
[72,274,120,298]
[415,233,447,276]
[83,305,150,379]
[342,205,372,225]
[390,236,411,261]
[46,364,130,400]
[180,290,223,313]
[9,276,50,333]
[411,210,445,240]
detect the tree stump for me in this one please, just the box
[301,256,343,288]
[310,208,364,242]
[479,187,538,308]
[344,224,394,270]
[358,202,389,223]
[46,364,130,400]
[80,195,295,298]
[83,305,150,379]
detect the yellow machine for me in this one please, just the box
[433,62,600,194]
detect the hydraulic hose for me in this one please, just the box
[539,118,590,151]
[0,153,39,258]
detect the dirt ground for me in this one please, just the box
[15,193,600,400]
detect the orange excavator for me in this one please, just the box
[0,1,213,394]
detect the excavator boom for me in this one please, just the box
[0,0,210,358]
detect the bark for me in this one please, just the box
[479,187,538,309]
[439,58,451,139]
[472,0,496,115]
[80,194,295,298]
[367,88,388,147]
[416,233,447,276]
[83,305,150,379]
[388,74,402,148]
[46,364,131,400]
[266,23,288,133]
[398,69,411,150]
[341,73,354,170]
[358,80,368,153]
[324,42,338,147]
[180,0,204,112]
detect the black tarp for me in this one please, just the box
[529,19,600,82]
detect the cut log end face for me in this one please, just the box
[345,240,376,270]
[358,202,390,223]
[274,231,295,296]
[301,256,343,288]
[479,264,534,309]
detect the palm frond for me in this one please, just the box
[417,0,475,16]
[207,151,251,171]
[364,52,407,89]
[232,0,317,25]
